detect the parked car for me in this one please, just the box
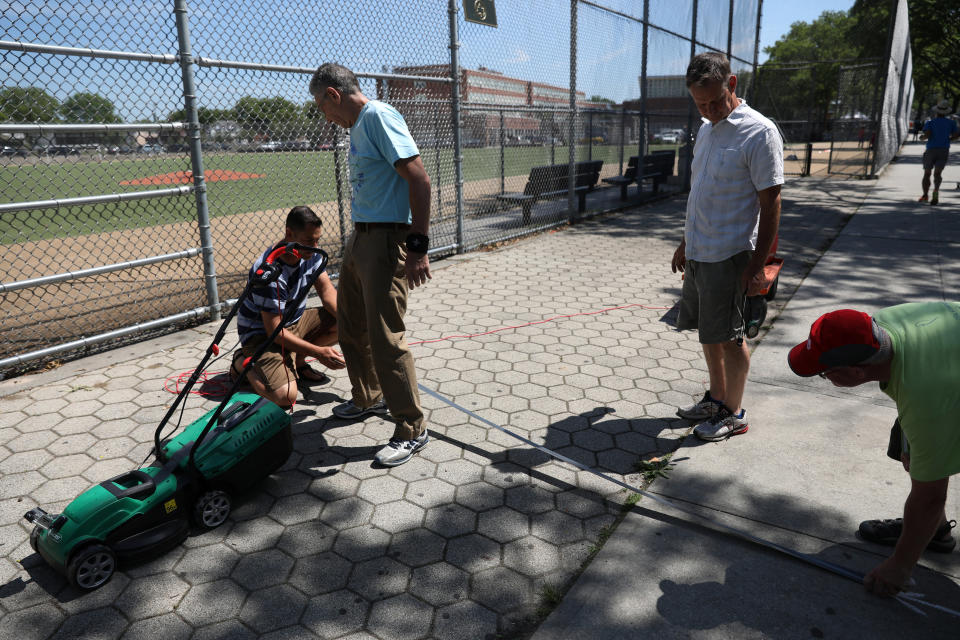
[256,141,283,152]
[1,145,28,157]
[138,144,165,154]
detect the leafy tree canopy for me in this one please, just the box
[60,92,121,124]
[0,86,60,123]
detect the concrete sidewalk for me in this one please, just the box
[0,142,953,640]
[532,142,960,639]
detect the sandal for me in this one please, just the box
[296,363,330,385]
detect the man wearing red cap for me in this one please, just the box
[789,302,960,596]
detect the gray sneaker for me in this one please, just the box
[694,406,748,441]
[332,399,390,420]
[677,391,722,421]
[375,430,430,467]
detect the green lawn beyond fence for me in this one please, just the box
[0,143,671,244]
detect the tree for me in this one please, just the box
[233,96,304,140]
[60,92,121,124]
[757,11,859,126]
[0,86,60,123]
[848,0,960,114]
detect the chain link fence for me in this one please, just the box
[750,0,913,180]
[1,0,766,375]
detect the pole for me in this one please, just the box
[568,0,578,223]
[448,0,465,252]
[173,0,219,321]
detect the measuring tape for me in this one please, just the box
[418,383,960,618]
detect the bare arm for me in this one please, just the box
[864,476,949,596]
[742,184,781,291]
[395,155,432,289]
[313,271,337,317]
[259,310,345,369]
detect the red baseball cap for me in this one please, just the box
[788,309,886,377]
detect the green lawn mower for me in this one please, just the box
[24,244,327,590]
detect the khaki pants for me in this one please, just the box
[338,227,424,440]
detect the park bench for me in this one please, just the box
[601,149,676,200]
[496,160,603,224]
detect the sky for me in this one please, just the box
[0,0,862,120]
[758,0,857,62]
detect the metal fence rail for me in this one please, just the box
[3,0,779,375]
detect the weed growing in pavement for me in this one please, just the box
[636,455,675,485]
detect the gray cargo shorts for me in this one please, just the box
[676,250,749,344]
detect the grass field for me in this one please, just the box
[0,143,672,245]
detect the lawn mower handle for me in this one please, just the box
[181,248,329,477]
[152,245,329,463]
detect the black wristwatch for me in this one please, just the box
[405,233,429,254]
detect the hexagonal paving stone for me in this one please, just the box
[288,551,353,596]
[177,578,248,626]
[408,561,469,606]
[530,509,584,545]
[38,453,93,480]
[321,496,374,529]
[224,516,285,554]
[347,556,411,601]
[503,536,561,577]
[87,436,136,460]
[404,477,456,509]
[365,593,433,640]
[115,572,189,620]
[268,492,324,526]
[504,484,556,514]
[424,503,476,538]
[231,548,295,590]
[370,500,425,533]
[191,620,258,640]
[302,589,370,639]
[444,533,500,571]
[174,543,240,584]
[30,476,91,505]
[276,519,337,558]
[239,584,308,633]
[53,606,128,639]
[22,397,69,416]
[261,469,314,497]
[356,475,407,505]
[435,458,484,485]
[433,600,499,640]
[571,429,615,452]
[0,449,53,475]
[454,482,504,513]
[333,524,391,562]
[470,565,530,613]
[478,506,529,543]
[6,430,57,453]
[47,431,97,455]
[387,527,447,568]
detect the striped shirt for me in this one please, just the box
[684,99,784,263]
[237,246,325,345]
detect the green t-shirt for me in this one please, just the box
[875,302,960,482]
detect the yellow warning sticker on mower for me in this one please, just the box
[164,499,177,514]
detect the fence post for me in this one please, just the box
[550,111,556,165]
[640,0,648,160]
[448,0,465,252]
[804,142,813,176]
[618,106,625,174]
[683,0,699,191]
[333,128,348,255]
[588,111,593,161]
[499,108,505,194]
[173,0,219,320]
[567,0,578,223]
[434,106,443,220]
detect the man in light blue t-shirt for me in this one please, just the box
[919,99,959,205]
[310,63,433,467]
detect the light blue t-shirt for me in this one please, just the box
[923,116,958,150]
[349,101,420,223]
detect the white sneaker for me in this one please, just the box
[694,407,749,441]
[332,399,389,420]
[677,391,722,421]
[375,430,429,467]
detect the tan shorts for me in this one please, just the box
[233,307,336,391]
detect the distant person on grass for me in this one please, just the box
[671,52,783,441]
[918,99,959,205]
[789,303,960,597]
[231,206,345,408]
[309,62,432,467]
